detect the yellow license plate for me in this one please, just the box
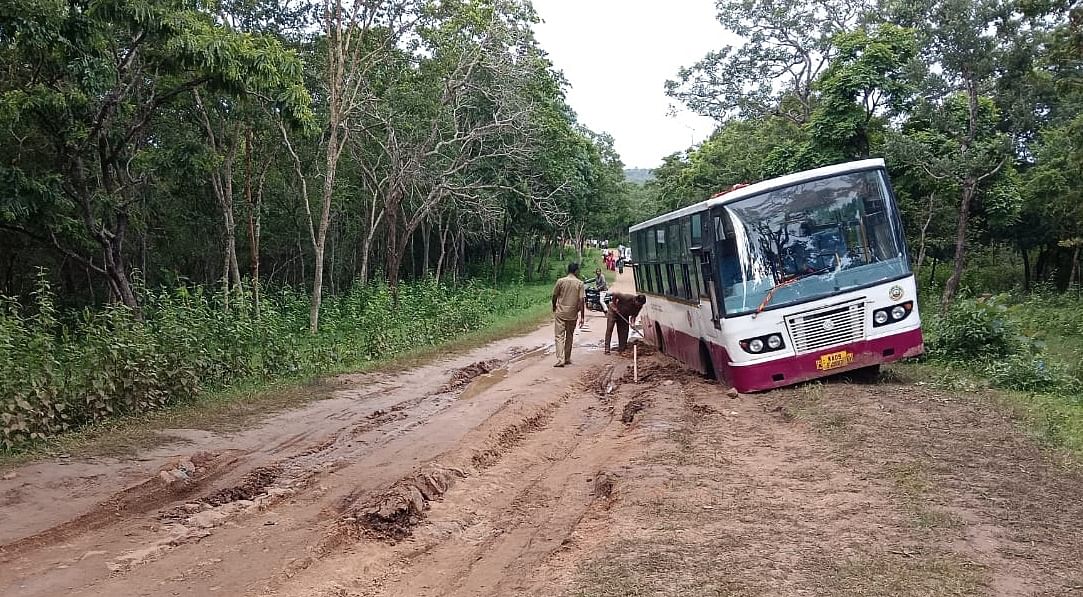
[816,350,854,371]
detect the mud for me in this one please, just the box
[439,359,504,393]
[621,396,650,423]
[346,465,465,541]
[201,464,282,506]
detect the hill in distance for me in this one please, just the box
[623,168,655,185]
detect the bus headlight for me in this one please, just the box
[873,301,914,327]
[741,333,785,354]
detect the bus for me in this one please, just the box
[629,158,924,393]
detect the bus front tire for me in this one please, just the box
[845,364,881,384]
[699,340,717,380]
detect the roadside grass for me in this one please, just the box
[0,279,556,471]
[909,291,1083,462]
[826,555,985,597]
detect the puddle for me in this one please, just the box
[458,369,509,400]
[507,345,548,364]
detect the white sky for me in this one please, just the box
[532,0,737,169]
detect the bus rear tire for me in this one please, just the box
[654,323,666,355]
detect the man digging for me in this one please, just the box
[604,292,647,355]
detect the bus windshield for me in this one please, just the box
[718,168,909,316]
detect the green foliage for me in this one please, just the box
[0,275,545,450]
[923,291,1083,402]
[927,297,1024,360]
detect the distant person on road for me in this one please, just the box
[604,292,647,355]
[616,244,626,274]
[592,268,608,291]
[551,262,586,367]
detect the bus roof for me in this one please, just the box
[628,158,886,233]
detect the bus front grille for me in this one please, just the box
[786,302,866,353]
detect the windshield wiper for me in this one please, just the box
[753,266,832,317]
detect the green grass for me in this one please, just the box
[914,290,1083,461]
[0,280,555,471]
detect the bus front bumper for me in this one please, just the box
[724,328,925,393]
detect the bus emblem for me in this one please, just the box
[822,320,835,331]
[889,285,904,301]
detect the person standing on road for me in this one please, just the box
[604,292,647,355]
[552,262,586,367]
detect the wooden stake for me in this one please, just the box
[633,344,639,383]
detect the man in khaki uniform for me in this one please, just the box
[551,262,585,367]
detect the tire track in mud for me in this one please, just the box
[0,450,241,557]
[275,363,657,597]
[0,349,553,597]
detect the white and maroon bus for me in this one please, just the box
[630,159,924,393]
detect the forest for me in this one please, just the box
[0,0,643,448]
[655,0,1082,307]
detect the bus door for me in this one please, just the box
[691,211,723,330]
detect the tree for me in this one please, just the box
[667,0,870,123]
[885,0,1031,308]
[0,0,310,309]
[808,23,917,160]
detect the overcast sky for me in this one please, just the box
[532,1,737,169]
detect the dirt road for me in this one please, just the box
[2,272,1082,596]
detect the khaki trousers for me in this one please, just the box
[604,311,629,352]
[554,318,576,365]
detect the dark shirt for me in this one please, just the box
[609,292,644,319]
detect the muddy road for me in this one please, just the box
[2,274,1082,597]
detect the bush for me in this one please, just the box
[0,275,547,450]
[984,355,1080,394]
[927,297,1024,360]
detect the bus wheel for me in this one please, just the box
[845,364,881,384]
[654,323,666,355]
[699,340,717,380]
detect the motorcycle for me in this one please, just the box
[585,282,612,313]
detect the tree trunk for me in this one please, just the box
[941,178,976,311]
[435,215,449,282]
[1021,247,1030,293]
[422,218,431,278]
[537,230,556,276]
[1070,245,1081,290]
[1036,247,1048,283]
[245,128,264,318]
[456,228,465,283]
[311,123,341,334]
[915,192,935,273]
[523,234,536,283]
[103,224,139,310]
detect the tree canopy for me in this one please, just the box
[659,0,1082,304]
